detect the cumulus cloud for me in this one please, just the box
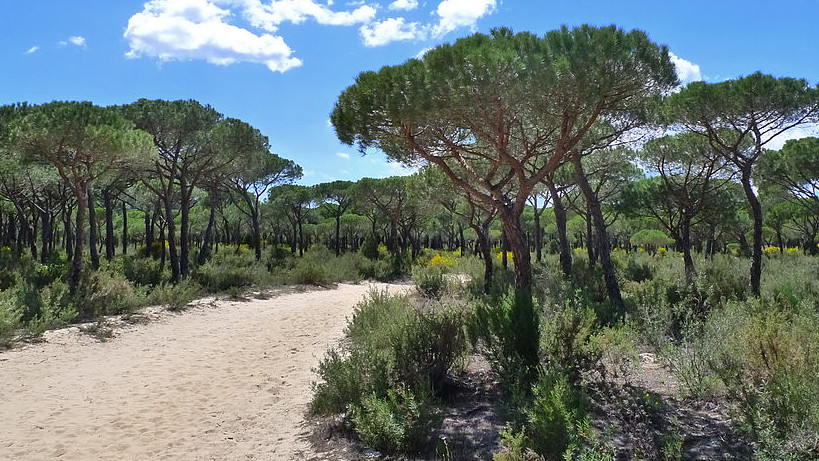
[388,0,418,11]
[229,0,375,32]
[432,0,495,37]
[25,46,39,54]
[336,152,351,159]
[125,0,302,72]
[670,52,702,85]
[360,17,422,47]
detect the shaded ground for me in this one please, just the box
[588,352,753,460]
[307,354,505,460]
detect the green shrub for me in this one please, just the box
[148,279,203,311]
[541,293,603,384]
[0,295,21,348]
[311,345,392,415]
[122,256,164,286]
[310,290,468,455]
[361,234,380,260]
[496,372,601,461]
[412,265,446,299]
[290,259,329,286]
[471,291,540,392]
[623,258,655,283]
[81,270,146,317]
[392,308,468,392]
[351,386,441,454]
[703,298,819,457]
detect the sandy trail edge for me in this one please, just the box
[0,282,408,461]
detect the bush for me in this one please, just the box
[351,386,441,454]
[496,371,603,461]
[624,258,655,283]
[0,296,21,348]
[541,294,601,383]
[147,279,203,311]
[194,250,278,292]
[704,299,819,458]
[392,308,468,392]
[361,234,380,260]
[310,290,469,455]
[412,265,446,299]
[122,256,164,286]
[471,291,540,392]
[81,270,146,317]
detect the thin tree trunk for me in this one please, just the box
[198,191,218,265]
[179,180,191,277]
[474,223,494,294]
[741,167,763,297]
[162,193,180,283]
[680,213,697,284]
[69,185,87,295]
[572,154,623,310]
[87,183,100,271]
[547,180,572,278]
[104,189,115,261]
[122,201,128,255]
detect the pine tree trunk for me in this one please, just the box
[547,180,572,278]
[104,189,115,261]
[741,167,763,297]
[572,154,623,310]
[87,183,100,271]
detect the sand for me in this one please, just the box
[0,282,408,461]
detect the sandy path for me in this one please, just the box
[0,282,406,461]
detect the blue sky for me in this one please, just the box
[2,0,818,185]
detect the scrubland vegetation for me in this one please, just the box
[2,24,819,460]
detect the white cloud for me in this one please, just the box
[125,0,302,72]
[388,0,418,11]
[432,0,495,37]
[59,36,87,47]
[25,46,39,54]
[764,124,819,150]
[414,46,431,59]
[336,152,351,159]
[360,17,423,47]
[670,52,702,85]
[228,0,375,32]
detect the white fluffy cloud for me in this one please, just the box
[124,0,501,68]
[388,0,418,11]
[25,46,39,54]
[228,0,376,31]
[669,52,702,85]
[336,152,351,159]
[360,17,422,47]
[125,0,302,72]
[432,0,495,37]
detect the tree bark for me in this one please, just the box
[179,179,191,277]
[741,167,763,297]
[162,193,180,283]
[104,189,115,261]
[87,183,100,271]
[122,201,128,255]
[68,185,87,295]
[547,180,572,278]
[680,213,697,285]
[197,190,218,265]
[474,222,494,294]
[572,154,623,310]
